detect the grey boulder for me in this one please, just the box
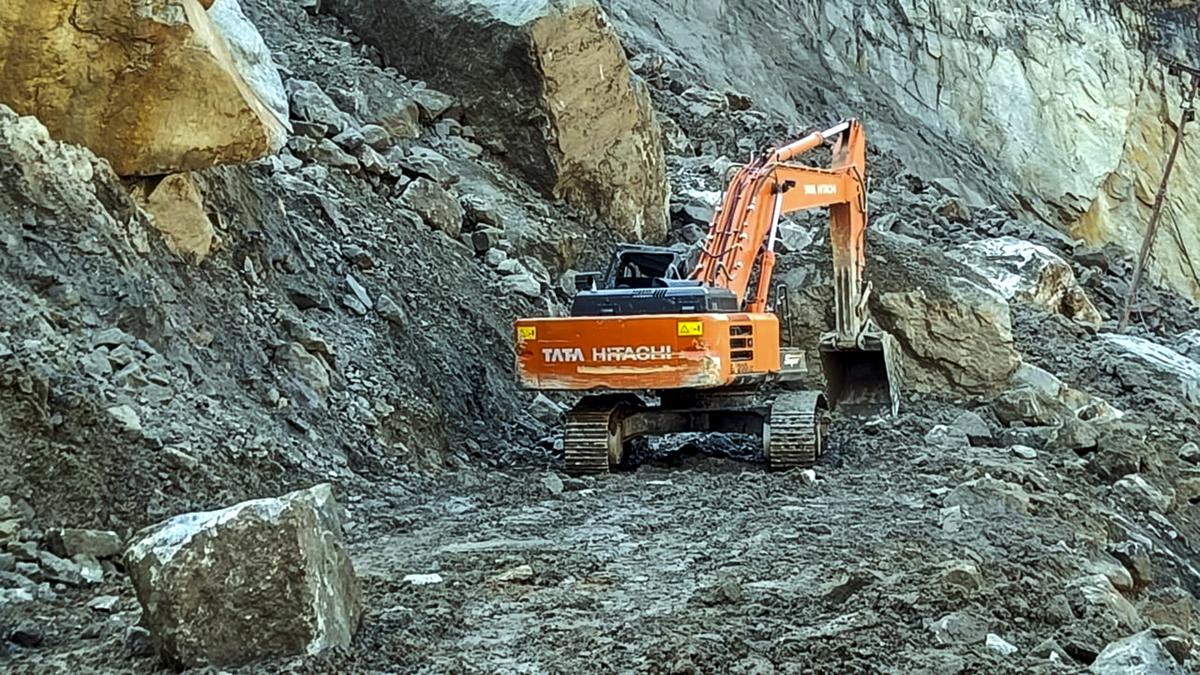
[1091,630,1183,674]
[400,178,465,238]
[124,484,361,669]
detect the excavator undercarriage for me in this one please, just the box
[562,390,830,475]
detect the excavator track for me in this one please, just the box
[562,393,829,474]
[563,406,622,476]
[766,391,829,471]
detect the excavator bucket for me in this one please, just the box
[818,333,898,416]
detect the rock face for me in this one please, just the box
[948,237,1103,327]
[602,0,1200,304]
[0,0,287,176]
[325,0,668,240]
[124,485,361,669]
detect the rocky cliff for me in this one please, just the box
[1,0,1200,672]
[603,0,1200,303]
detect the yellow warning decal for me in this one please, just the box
[517,326,537,341]
[677,321,704,337]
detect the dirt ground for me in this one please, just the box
[307,420,1112,674]
[331,459,1057,673]
[8,397,1154,674]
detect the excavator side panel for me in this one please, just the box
[516,313,780,391]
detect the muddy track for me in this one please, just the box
[272,409,1110,674]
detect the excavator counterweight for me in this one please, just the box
[515,119,893,474]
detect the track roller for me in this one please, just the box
[563,402,626,476]
[766,391,830,471]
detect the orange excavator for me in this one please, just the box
[515,119,892,474]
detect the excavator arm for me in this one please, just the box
[691,119,870,346]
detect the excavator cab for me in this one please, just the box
[571,244,739,317]
[608,245,687,288]
[573,244,686,293]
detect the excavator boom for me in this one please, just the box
[689,119,888,411]
[691,120,870,340]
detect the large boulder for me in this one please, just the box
[947,237,1103,327]
[324,0,668,241]
[867,232,1022,396]
[1099,334,1200,408]
[1091,630,1184,674]
[124,485,361,669]
[0,0,287,176]
[875,276,1021,396]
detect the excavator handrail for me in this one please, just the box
[689,168,774,281]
